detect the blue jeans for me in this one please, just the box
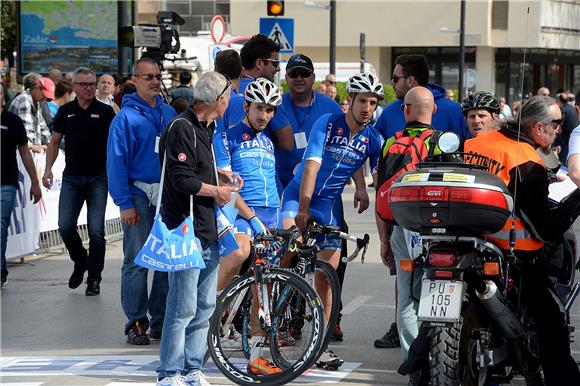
[392,226,424,361]
[58,173,108,282]
[121,194,168,334]
[1,185,18,277]
[157,244,220,380]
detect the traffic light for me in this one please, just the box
[267,1,285,16]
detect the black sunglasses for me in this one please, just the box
[549,118,563,126]
[135,73,162,81]
[391,74,408,83]
[400,103,412,111]
[288,69,313,79]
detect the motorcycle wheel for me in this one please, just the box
[429,301,489,386]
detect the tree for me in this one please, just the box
[1,1,16,66]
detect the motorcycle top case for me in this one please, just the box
[387,167,513,235]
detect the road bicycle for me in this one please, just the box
[280,222,369,370]
[207,228,324,386]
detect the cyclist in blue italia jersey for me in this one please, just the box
[281,73,384,369]
[213,78,285,376]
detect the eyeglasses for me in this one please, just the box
[263,59,280,68]
[327,80,336,85]
[74,82,97,89]
[549,118,563,126]
[217,78,232,100]
[288,69,313,79]
[135,73,162,81]
[391,74,408,83]
[400,103,412,111]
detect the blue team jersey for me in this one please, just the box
[214,121,280,208]
[216,89,245,134]
[276,92,343,188]
[291,113,383,200]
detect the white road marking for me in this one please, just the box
[0,355,360,384]
[341,295,373,314]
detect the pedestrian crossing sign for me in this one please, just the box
[260,18,294,53]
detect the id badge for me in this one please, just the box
[294,132,308,149]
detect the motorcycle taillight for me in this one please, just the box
[448,187,509,210]
[429,252,456,267]
[388,187,421,203]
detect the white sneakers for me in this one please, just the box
[157,372,212,386]
[182,371,212,386]
[156,375,187,386]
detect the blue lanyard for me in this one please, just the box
[289,92,316,132]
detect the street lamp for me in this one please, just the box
[304,1,336,75]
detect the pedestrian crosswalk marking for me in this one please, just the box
[0,355,361,384]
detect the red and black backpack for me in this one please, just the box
[375,128,441,223]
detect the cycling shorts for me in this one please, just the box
[281,180,342,251]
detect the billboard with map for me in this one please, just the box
[19,1,118,74]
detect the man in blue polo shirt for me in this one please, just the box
[277,54,343,189]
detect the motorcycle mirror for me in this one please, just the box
[438,132,461,153]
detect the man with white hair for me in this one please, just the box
[155,71,238,386]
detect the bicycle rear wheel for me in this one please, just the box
[208,268,324,386]
[273,260,340,367]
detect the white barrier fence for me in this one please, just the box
[6,150,122,260]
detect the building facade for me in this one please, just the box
[140,0,580,102]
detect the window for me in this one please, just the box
[492,0,508,30]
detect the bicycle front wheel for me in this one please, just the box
[208,268,325,386]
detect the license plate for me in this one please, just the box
[417,279,464,322]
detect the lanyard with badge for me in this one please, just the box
[289,92,316,150]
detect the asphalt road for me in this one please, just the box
[1,185,579,385]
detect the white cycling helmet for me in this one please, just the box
[244,78,282,106]
[347,72,384,98]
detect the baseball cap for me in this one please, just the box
[286,54,314,73]
[37,77,55,100]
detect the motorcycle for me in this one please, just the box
[387,134,579,386]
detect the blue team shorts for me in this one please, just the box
[280,181,343,251]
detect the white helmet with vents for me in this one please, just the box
[347,72,384,98]
[244,78,282,106]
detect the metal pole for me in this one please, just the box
[118,1,130,77]
[458,0,466,102]
[330,0,336,75]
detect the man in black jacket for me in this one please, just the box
[465,96,580,386]
[156,71,238,386]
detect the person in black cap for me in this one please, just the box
[169,71,194,106]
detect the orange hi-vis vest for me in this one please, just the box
[464,131,545,252]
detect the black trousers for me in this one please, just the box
[520,263,580,386]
